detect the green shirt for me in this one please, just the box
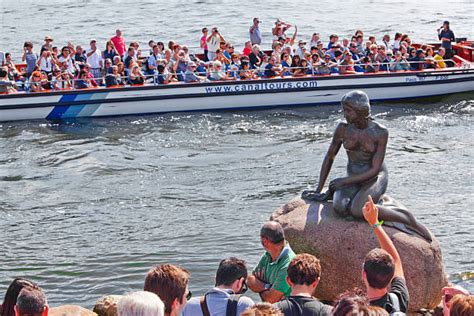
[253,244,296,296]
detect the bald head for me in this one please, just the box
[260,221,285,244]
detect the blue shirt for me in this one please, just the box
[182,288,254,316]
[250,25,262,45]
[25,52,37,75]
[438,29,455,50]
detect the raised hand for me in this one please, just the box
[362,195,378,226]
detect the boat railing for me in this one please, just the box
[4,58,470,95]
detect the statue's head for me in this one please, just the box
[341,90,371,119]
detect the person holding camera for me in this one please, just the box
[249,18,262,45]
[437,21,455,64]
[207,27,226,62]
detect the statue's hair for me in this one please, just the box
[341,90,371,119]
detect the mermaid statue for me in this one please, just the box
[302,90,431,241]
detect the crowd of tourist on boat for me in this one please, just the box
[0,19,457,94]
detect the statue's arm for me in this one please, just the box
[344,127,388,187]
[316,123,344,192]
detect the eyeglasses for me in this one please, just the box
[240,280,248,294]
[186,290,192,301]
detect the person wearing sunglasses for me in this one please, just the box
[182,257,254,316]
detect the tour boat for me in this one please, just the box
[1,42,473,123]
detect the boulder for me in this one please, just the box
[49,305,97,316]
[270,197,448,312]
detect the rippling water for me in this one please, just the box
[1,0,473,308]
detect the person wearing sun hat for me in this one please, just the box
[41,35,54,52]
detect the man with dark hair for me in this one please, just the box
[182,257,254,316]
[362,196,409,314]
[273,253,332,315]
[14,286,48,316]
[247,221,296,303]
[144,264,190,316]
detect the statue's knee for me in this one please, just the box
[349,204,364,218]
[333,196,351,217]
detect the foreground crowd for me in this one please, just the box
[1,199,472,316]
[0,20,457,94]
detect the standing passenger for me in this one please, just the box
[249,18,262,45]
[22,42,37,79]
[207,27,226,62]
[86,39,103,81]
[200,28,209,61]
[437,21,455,66]
[111,29,127,58]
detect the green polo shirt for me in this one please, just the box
[253,244,296,296]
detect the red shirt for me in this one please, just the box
[111,35,126,57]
[243,47,252,56]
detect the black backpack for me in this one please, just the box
[200,293,242,316]
[277,297,327,316]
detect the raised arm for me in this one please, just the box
[363,195,404,279]
[316,123,344,192]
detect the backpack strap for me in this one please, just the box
[388,292,401,312]
[226,294,242,316]
[200,294,211,316]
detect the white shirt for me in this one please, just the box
[86,49,103,68]
[58,55,76,73]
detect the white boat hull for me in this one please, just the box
[1,69,473,122]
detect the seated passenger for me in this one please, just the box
[184,62,206,83]
[249,44,264,69]
[105,66,124,87]
[280,53,292,76]
[209,61,235,81]
[292,59,310,77]
[424,47,437,69]
[156,65,172,84]
[374,46,390,71]
[102,58,113,77]
[264,57,286,78]
[434,47,447,68]
[3,53,21,81]
[147,45,161,75]
[103,40,118,63]
[113,56,125,75]
[74,45,87,65]
[239,61,257,80]
[311,53,320,73]
[51,68,64,90]
[76,69,91,89]
[242,41,252,56]
[409,49,425,71]
[129,65,146,85]
[290,55,301,74]
[361,56,377,73]
[339,53,357,74]
[389,51,410,71]
[0,67,17,93]
[29,71,44,92]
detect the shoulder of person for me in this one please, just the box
[238,296,255,307]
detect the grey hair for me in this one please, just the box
[117,291,164,316]
[341,90,371,118]
[260,221,285,244]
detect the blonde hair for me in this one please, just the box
[241,303,283,316]
[449,294,473,316]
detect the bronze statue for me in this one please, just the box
[302,90,431,241]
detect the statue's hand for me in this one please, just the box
[329,178,348,191]
[302,190,329,201]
